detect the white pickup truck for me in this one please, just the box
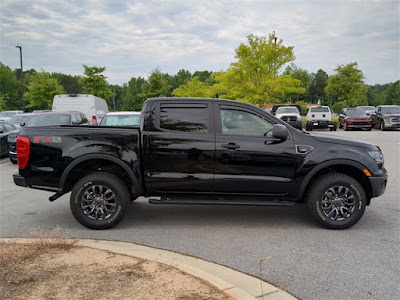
[305,106,337,131]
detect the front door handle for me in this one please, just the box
[221,143,240,150]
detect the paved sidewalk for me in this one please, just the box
[2,238,297,300]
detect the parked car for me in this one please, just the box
[0,122,18,157]
[356,106,376,116]
[13,97,387,230]
[0,110,23,122]
[7,111,88,164]
[371,105,400,131]
[273,106,302,129]
[305,106,337,131]
[339,108,372,131]
[100,112,141,126]
[8,112,37,128]
[52,94,108,125]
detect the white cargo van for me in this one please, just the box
[52,94,109,124]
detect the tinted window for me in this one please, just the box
[382,106,400,114]
[0,123,4,131]
[160,105,208,133]
[347,109,366,116]
[310,106,330,112]
[27,115,71,126]
[220,108,274,137]
[3,123,15,131]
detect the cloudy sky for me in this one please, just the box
[0,0,399,85]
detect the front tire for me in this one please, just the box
[306,173,366,229]
[70,172,129,230]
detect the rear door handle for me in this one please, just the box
[221,143,240,150]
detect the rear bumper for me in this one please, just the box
[369,173,388,198]
[13,174,27,187]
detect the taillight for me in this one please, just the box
[17,136,30,169]
[92,115,98,125]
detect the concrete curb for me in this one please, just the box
[1,238,297,300]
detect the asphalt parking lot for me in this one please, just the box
[0,128,399,300]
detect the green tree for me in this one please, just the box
[121,77,147,111]
[24,72,65,110]
[140,69,171,100]
[0,95,6,110]
[80,65,114,101]
[283,63,311,101]
[308,69,329,104]
[0,63,22,109]
[210,33,305,107]
[172,76,211,97]
[325,62,368,107]
[50,73,83,94]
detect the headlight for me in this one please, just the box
[368,150,384,167]
[297,116,302,121]
[384,117,390,122]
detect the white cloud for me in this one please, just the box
[0,0,398,85]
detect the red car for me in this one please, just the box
[339,108,372,131]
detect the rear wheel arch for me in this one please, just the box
[60,154,140,197]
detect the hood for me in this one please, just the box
[382,113,400,117]
[311,133,376,150]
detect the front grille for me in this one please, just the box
[281,116,297,122]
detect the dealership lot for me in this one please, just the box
[0,128,399,300]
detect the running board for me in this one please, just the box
[148,197,295,206]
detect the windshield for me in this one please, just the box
[276,107,299,114]
[0,112,18,117]
[382,106,400,114]
[310,107,329,112]
[346,109,366,116]
[358,106,375,112]
[9,115,33,125]
[27,114,71,126]
[100,114,140,126]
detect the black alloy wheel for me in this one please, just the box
[306,173,366,229]
[70,172,129,229]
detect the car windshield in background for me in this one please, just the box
[27,115,71,126]
[9,115,33,126]
[358,106,375,111]
[347,109,367,116]
[310,107,329,112]
[100,115,140,126]
[382,107,400,114]
[0,112,17,117]
[276,107,299,114]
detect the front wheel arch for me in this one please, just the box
[298,162,372,204]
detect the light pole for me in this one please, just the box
[15,46,24,105]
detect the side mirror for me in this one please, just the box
[20,122,25,127]
[272,124,289,141]
[0,130,4,134]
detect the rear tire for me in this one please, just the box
[70,172,129,230]
[306,173,366,229]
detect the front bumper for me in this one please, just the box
[383,122,400,129]
[369,174,388,198]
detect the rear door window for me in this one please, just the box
[159,104,209,133]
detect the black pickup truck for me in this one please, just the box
[13,97,388,230]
